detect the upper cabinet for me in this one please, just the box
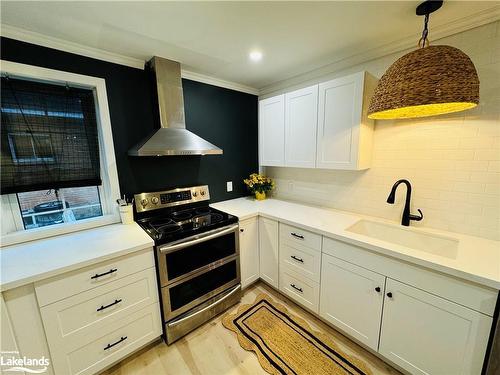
[259,71,377,170]
[317,72,376,170]
[284,85,318,168]
[259,94,285,167]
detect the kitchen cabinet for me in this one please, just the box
[258,217,279,288]
[379,278,492,375]
[1,285,55,375]
[316,71,376,170]
[259,94,285,166]
[284,85,318,168]
[36,248,161,375]
[239,217,260,289]
[258,71,376,170]
[319,254,385,350]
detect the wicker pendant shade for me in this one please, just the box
[368,45,479,120]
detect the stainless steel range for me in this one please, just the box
[134,185,241,344]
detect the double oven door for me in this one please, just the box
[157,224,240,322]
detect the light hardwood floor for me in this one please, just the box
[102,282,401,375]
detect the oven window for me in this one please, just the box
[169,260,237,312]
[165,232,236,280]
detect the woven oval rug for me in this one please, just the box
[222,293,372,375]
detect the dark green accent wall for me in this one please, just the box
[1,37,258,202]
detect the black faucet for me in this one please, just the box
[387,179,424,226]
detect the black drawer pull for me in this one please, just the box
[290,284,303,293]
[291,255,304,263]
[97,299,122,312]
[104,336,127,351]
[290,232,304,239]
[375,287,381,293]
[387,292,393,298]
[91,268,117,280]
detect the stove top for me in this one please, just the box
[134,186,238,245]
[137,206,237,244]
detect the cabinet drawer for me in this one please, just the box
[50,303,161,375]
[35,248,155,306]
[40,267,158,343]
[280,223,321,251]
[280,243,321,282]
[280,267,320,313]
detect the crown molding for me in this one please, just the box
[2,4,498,98]
[259,6,500,96]
[0,24,259,95]
[0,24,146,69]
[181,70,259,95]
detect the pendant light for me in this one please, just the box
[368,0,479,120]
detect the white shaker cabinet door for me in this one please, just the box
[259,95,285,166]
[258,217,279,288]
[239,218,260,289]
[316,71,373,170]
[319,254,385,351]
[284,85,318,168]
[379,278,492,375]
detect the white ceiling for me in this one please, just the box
[0,1,497,90]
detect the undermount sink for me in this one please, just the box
[345,219,459,259]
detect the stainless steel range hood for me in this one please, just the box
[128,57,223,156]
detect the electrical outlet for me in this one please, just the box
[226,181,233,192]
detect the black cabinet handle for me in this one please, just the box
[104,336,127,351]
[375,287,381,293]
[91,268,117,280]
[290,284,303,293]
[240,228,244,232]
[386,292,393,298]
[291,232,304,239]
[291,255,304,263]
[97,299,122,312]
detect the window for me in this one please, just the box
[1,61,120,246]
[8,133,55,164]
[17,187,102,229]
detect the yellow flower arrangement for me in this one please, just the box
[243,173,275,196]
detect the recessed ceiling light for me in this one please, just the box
[249,50,263,62]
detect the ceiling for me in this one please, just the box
[0,1,497,90]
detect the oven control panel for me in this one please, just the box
[134,185,210,213]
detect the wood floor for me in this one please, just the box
[102,282,401,375]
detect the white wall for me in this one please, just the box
[265,21,500,241]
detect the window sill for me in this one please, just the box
[0,214,120,247]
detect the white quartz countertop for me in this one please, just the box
[0,223,154,292]
[212,197,500,290]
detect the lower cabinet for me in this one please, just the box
[259,217,279,288]
[36,248,162,375]
[319,254,385,350]
[239,217,260,289]
[379,278,492,375]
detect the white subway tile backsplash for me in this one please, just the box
[266,22,500,241]
[474,149,500,161]
[485,184,500,195]
[454,182,486,194]
[488,161,500,172]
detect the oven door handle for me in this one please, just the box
[159,224,239,254]
[167,284,241,327]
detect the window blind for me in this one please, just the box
[1,77,101,194]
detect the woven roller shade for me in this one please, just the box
[368,45,479,120]
[1,77,101,194]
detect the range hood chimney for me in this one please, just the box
[128,56,223,156]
